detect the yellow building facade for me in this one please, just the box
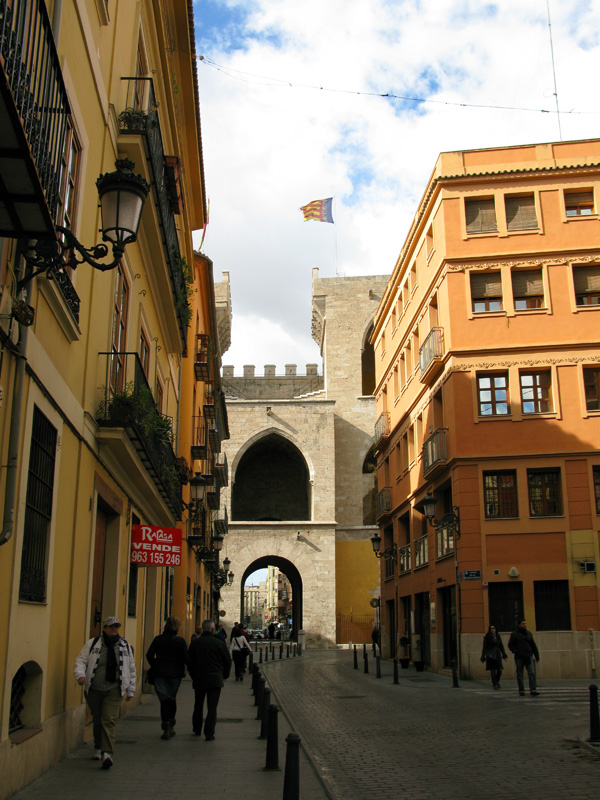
[0,1,213,794]
[372,139,600,679]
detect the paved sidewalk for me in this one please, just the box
[8,658,328,800]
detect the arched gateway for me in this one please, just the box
[241,556,303,639]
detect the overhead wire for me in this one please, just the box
[198,55,598,117]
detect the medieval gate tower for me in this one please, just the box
[218,269,389,646]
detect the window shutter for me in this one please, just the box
[512,269,543,297]
[470,272,502,298]
[505,195,538,231]
[565,191,594,207]
[465,199,497,234]
[573,265,600,293]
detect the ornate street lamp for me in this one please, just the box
[370,531,397,561]
[18,159,149,292]
[422,493,460,536]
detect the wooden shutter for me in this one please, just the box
[573,266,600,293]
[505,195,538,231]
[465,199,497,234]
[565,191,594,207]
[470,272,502,298]
[512,269,543,297]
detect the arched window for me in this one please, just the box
[361,322,376,395]
[232,434,310,521]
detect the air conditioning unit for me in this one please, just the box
[580,561,596,573]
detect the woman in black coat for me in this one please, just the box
[146,616,190,738]
[480,624,508,690]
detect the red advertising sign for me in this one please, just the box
[130,525,182,567]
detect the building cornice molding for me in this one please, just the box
[447,251,600,272]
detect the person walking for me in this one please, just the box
[230,624,252,681]
[188,619,232,740]
[480,624,507,689]
[146,616,190,740]
[508,619,540,697]
[74,616,136,770]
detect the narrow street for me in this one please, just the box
[262,649,600,800]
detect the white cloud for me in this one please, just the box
[194,0,600,373]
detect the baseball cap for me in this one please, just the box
[103,616,121,627]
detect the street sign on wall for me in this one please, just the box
[130,525,182,567]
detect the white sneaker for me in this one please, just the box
[93,749,102,760]
[101,752,113,769]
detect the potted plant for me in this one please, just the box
[118,107,148,132]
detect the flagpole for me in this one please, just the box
[333,197,338,276]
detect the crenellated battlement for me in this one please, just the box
[221,363,323,399]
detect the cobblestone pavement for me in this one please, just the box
[261,649,600,800]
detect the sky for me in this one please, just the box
[192,0,600,375]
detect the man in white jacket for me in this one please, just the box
[74,616,136,769]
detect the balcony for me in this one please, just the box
[374,412,390,445]
[422,428,447,475]
[118,77,189,349]
[208,424,221,454]
[96,352,182,518]
[0,0,70,239]
[398,543,411,574]
[414,534,428,568]
[214,452,228,488]
[213,507,228,537]
[203,385,216,420]
[206,481,220,511]
[376,486,392,519]
[191,416,207,461]
[194,334,211,381]
[419,327,444,383]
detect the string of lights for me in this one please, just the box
[198,55,598,117]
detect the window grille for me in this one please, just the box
[527,469,562,516]
[534,580,571,631]
[483,471,518,518]
[9,666,27,733]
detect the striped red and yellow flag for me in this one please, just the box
[300,197,334,223]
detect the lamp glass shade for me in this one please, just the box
[222,556,231,571]
[189,473,206,504]
[422,494,437,520]
[228,572,234,585]
[370,532,382,554]
[212,534,224,551]
[97,159,149,247]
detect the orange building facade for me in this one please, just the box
[372,139,600,679]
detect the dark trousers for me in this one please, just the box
[192,686,221,737]
[154,677,181,726]
[232,650,246,679]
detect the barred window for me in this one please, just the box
[534,580,571,631]
[19,407,57,602]
[594,467,600,514]
[528,469,562,517]
[484,471,518,518]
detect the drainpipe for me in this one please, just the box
[0,247,30,546]
[51,0,64,46]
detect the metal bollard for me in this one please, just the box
[363,643,367,658]
[248,651,254,674]
[286,643,290,658]
[364,651,369,674]
[376,656,381,678]
[258,686,271,739]
[251,665,260,696]
[282,732,301,800]
[589,684,600,742]
[264,704,281,771]
[298,642,302,656]
[280,643,283,659]
[353,645,358,669]
[393,658,399,685]
[256,677,265,717]
[259,647,263,664]
[451,658,460,688]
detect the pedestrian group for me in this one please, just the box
[481,618,540,695]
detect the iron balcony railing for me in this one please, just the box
[191,415,207,461]
[213,506,228,537]
[97,352,182,518]
[398,543,411,574]
[422,428,447,474]
[414,534,428,568]
[194,334,211,381]
[208,423,221,454]
[384,553,395,580]
[118,77,188,348]
[214,452,228,488]
[419,327,444,378]
[0,0,70,231]
[374,412,390,444]
[376,486,392,519]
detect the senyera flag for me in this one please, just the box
[300,197,334,223]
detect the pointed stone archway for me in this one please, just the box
[240,555,303,639]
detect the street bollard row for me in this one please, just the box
[352,645,401,685]
[251,661,301,797]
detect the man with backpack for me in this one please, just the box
[74,616,136,769]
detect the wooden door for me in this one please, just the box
[90,508,108,637]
